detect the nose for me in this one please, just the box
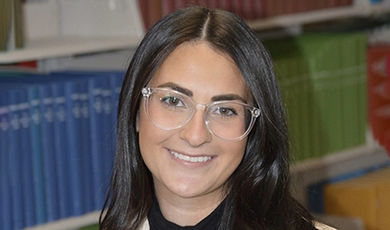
[179,107,212,147]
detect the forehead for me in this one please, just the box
[149,42,249,100]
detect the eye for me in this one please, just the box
[214,106,237,117]
[160,96,185,107]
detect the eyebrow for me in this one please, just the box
[157,82,193,97]
[157,82,247,103]
[211,94,247,103]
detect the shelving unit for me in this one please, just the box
[2,1,389,230]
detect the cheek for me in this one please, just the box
[138,106,171,171]
[217,140,247,177]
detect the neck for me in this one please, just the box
[154,187,225,226]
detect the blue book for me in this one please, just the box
[0,90,12,230]
[39,82,60,221]
[102,72,124,193]
[18,85,36,228]
[7,86,26,229]
[28,84,47,224]
[51,79,72,219]
[64,78,84,216]
[78,77,94,213]
[88,75,106,210]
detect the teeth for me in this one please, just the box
[170,150,212,163]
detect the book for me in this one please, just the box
[51,78,72,219]
[0,89,12,230]
[28,83,47,224]
[7,86,26,230]
[324,166,390,230]
[0,0,12,51]
[39,81,60,221]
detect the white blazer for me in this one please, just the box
[138,219,337,230]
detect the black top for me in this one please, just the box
[148,195,225,230]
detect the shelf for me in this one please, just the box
[247,1,390,30]
[0,36,142,64]
[290,144,390,184]
[23,211,100,230]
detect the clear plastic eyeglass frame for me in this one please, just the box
[141,87,261,141]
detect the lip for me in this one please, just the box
[166,148,215,168]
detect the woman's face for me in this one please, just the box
[138,41,249,202]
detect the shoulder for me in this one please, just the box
[139,218,150,230]
[314,221,337,230]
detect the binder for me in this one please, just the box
[39,81,60,221]
[0,89,12,230]
[7,86,26,230]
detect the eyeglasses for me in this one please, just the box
[141,87,260,141]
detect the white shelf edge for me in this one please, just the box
[247,2,390,31]
[291,144,387,174]
[0,36,142,64]
[23,211,100,230]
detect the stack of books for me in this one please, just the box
[264,32,367,161]
[0,70,125,230]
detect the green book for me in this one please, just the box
[0,0,12,51]
[13,0,24,48]
[356,34,368,146]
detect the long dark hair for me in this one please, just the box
[100,6,316,230]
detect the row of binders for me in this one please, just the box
[0,70,125,230]
[264,32,368,161]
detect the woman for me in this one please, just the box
[99,6,335,230]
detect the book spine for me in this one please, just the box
[52,81,72,218]
[137,0,149,30]
[39,83,60,221]
[0,90,12,230]
[79,78,94,213]
[0,0,12,51]
[28,85,47,224]
[88,76,105,210]
[356,34,368,147]
[148,0,163,29]
[19,87,36,227]
[13,0,24,48]
[8,87,25,230]
[65,79,84,215]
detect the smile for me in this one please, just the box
[168,149,213,163]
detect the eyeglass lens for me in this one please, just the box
[145,88,255,140]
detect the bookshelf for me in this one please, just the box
[2,1,389,230]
